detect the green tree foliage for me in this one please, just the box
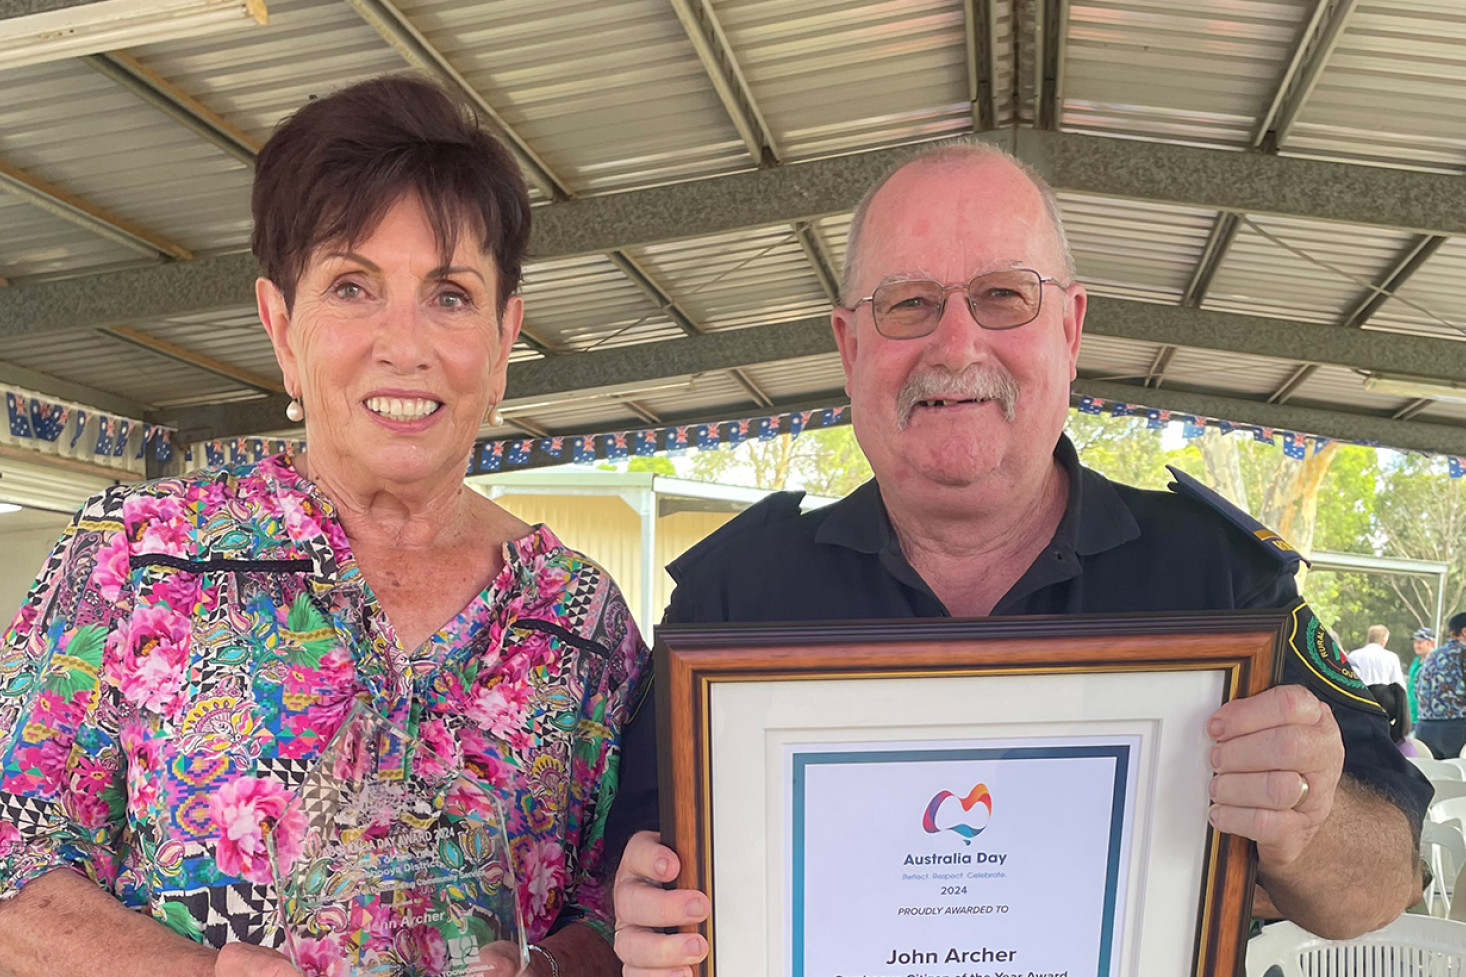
[687,427,872,497]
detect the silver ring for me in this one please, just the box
[1294,776,1310,809]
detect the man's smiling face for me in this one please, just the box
[832,154,1086,507]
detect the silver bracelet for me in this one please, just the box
[528,943,561,977]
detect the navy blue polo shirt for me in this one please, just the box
[603,436,1431,860]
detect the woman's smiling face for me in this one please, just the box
[258,194,521,494]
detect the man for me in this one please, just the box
[1415,612,1466,758]
[608,142,1429,972]
[1347,625,1406,688]
[1409,626,1436,722]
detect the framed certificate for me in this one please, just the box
[655,612,1287,977]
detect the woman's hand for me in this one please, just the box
[475,939,530,975]
[214,943,302,977]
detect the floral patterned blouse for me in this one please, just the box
[0,455,647,969]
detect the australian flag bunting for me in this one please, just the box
[1109,402,1132,418]
[1282,432,1307,460]
[666,426,689,454]
[30,400,66,444]
[1252,426,1275,445]
[630,430,657,456]
[726,419,749,447]
[820,406,845,426]
[604,433,629,460]
[1145,408,1169,430]
[695,424,719,450]
[570,436,595,465]
[756,416,777,441]
[1450,457,1464,479]
[6,393,33,439]
[505,440,532,467]
[537,437,564,459]
[1077,396,1103,415]
[790,411,811,437]
[1181,415,1205,439]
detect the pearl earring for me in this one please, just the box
[487,406,504,427]
[286,398,304,423]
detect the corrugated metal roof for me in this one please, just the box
[0,191,149,281]
[1076,333,1158,380]
[1284,1,1466,170]
[1060,192,1216,302]
[1202,214,1415,324]
[629,223,829,331]
[1287,362,1410,413]
[397,0,749,193]
[718,0,979,160]
[0,331,255,407]
[1062,0,1311,146]
[1155,346,1302,397]
[0,57,252,256]
[740,351,846,400]
[1366,236,1466,342]
[519,253,685,351]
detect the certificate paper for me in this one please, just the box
[788,738,1138,977]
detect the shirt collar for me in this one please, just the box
[815,434,1140,560]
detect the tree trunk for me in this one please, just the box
[1196,430,1249,510]
[1260,441,1340,591]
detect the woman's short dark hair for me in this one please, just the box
[1451,611,1466,637]
[251,74,531,312]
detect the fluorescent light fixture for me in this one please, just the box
[0,503,20,515]
[1362,373,1466,404]
[0,0,268,71]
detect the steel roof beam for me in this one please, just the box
[1034,0,1067,130]
[154,299,1466,441]
[962,0,999,131]
[10,129,1466,333]
[0,359,149,417]
[1255,0,1360,152]
[1075,377,1464,457]
[1340,233,1447,329]
[83,52,260,167]
[99,325,283,394]
[668,0,777,165]
[794,221,840,306]
[1267,364,1316,405]
[343,0,570,200]
[0,155,191,261]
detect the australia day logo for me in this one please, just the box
[921,783,992,844]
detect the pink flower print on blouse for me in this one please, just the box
[106,604,192,716]
[518,836,567,921]
[91,532,132,602]
[124,496,191,557]
[290,935,352,977]
[208,775,304,884]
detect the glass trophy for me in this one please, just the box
[267,700,527,977]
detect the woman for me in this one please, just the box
[0,76,644,977]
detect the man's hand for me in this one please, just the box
[1207,684,1344,871]
[214,943,302,977]
[613,831,708,977]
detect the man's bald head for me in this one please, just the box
[840,140,1076,306]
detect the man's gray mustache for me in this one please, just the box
[895,367,1020,428]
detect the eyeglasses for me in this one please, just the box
[848,269,1067,339]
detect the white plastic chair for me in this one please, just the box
[1447,758,1466,778]
[1434,797,1466,831]
[1422,820,1466,917]
[1415,757,1465,781]
[1434,782,1466,803]
[1246,916,1466,976]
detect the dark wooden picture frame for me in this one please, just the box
[655,611,1288,977]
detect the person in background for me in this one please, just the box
[606,140,1430,973]
[1416,613,1466,760]
[1347,625,1406,689]
[0,76,644,977]
[1409,626,1436,722]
